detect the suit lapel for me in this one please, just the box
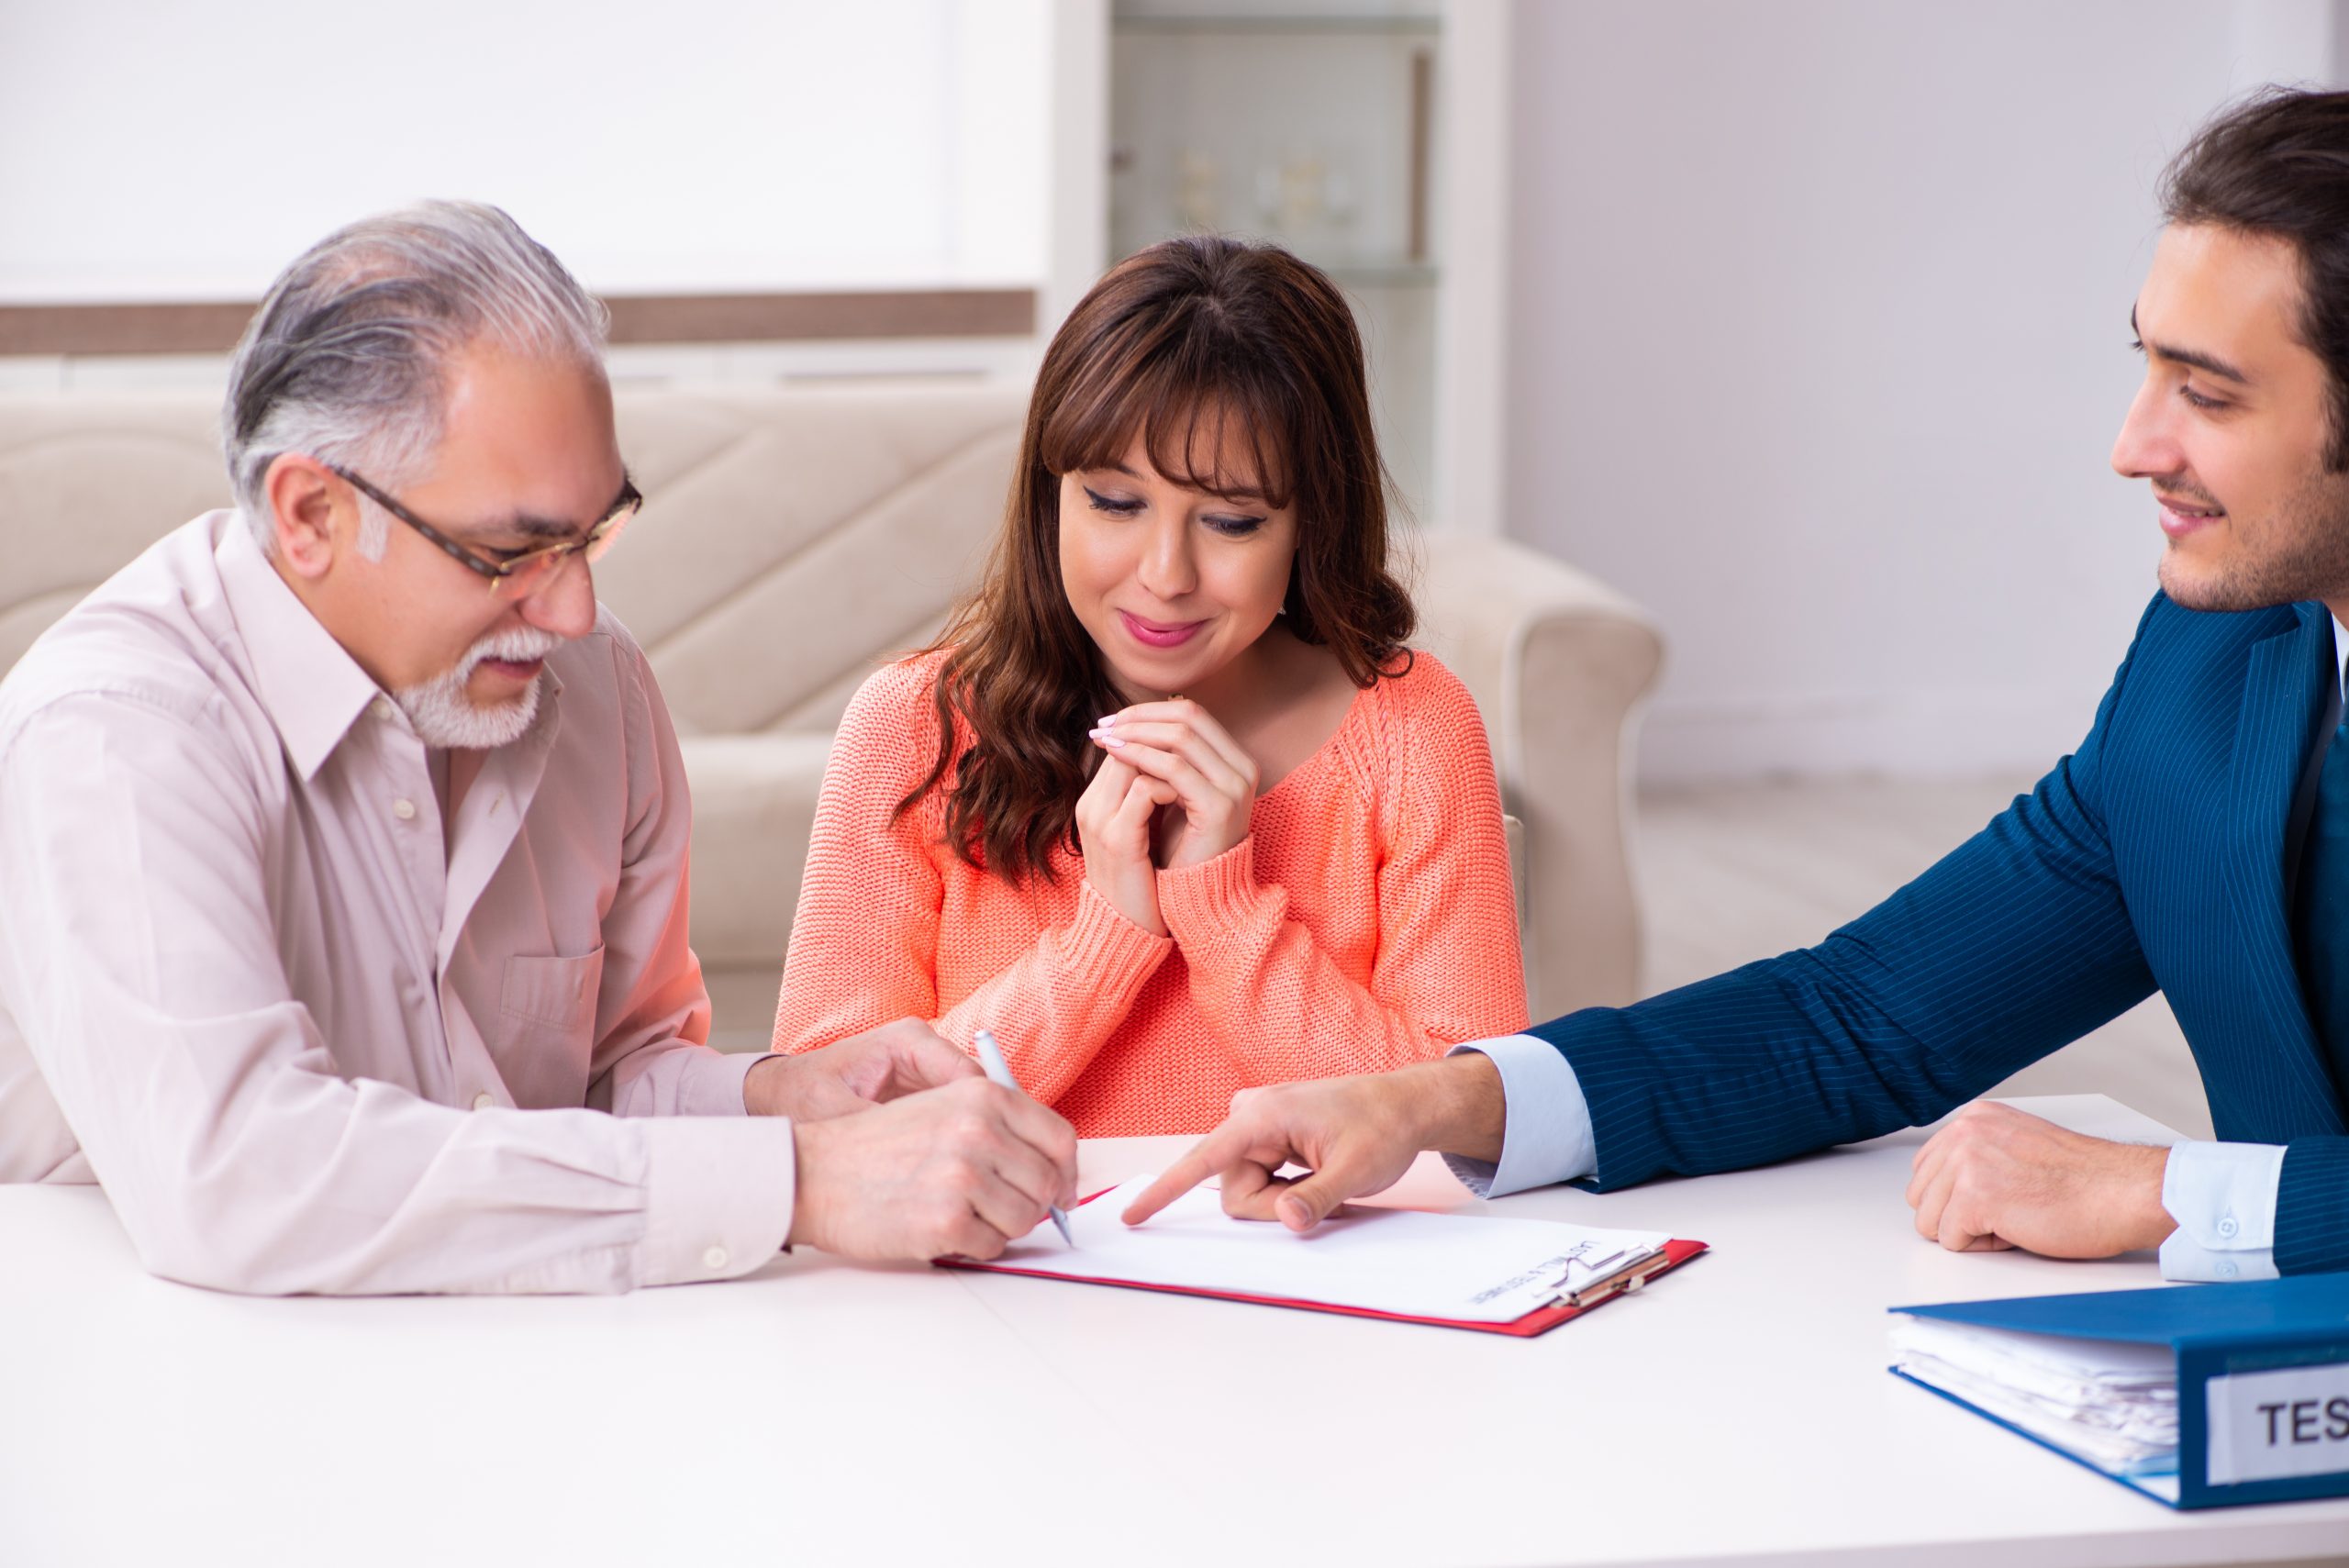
[2221,603,2349,1134]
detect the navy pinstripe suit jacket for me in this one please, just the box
[1536,591,2349,1274]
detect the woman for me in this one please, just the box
[770,236,1527,1136]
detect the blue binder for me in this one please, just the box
[1890,1277,2349,1509]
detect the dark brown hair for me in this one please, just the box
[2163,87,2349,469]
[902,235,1415,882]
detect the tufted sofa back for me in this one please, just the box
[0,384,1027,727]
[596,384,1024,736]
[0,384,1657,1039]
[1,398,236,671]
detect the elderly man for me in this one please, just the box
[0,202,1075,1294]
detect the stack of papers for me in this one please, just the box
[1890,1278,2349,1509]
[958,1174,1682,1329]
[1890,1314,2180,1479]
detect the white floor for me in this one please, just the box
[1634,773,2216,1140]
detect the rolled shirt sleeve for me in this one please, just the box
[2158,1140,2285,1282]
[1441,1034,1598,1197]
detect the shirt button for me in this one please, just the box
[370,697,394,722]
[472,1091,495,1110]
[2221,1262,2240,1278]
[703,1245,730,1271]
[392,797,417,822]
[2218,1214,2240,1240]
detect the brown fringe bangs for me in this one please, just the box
[896,237,1415,884]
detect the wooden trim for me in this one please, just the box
[603,288,1034,344]
[0,288,1039,357]
[0,302,261,357]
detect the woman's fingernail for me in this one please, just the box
[1096,713,1117,728]
[1090,729,1126,749]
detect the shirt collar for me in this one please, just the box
[2334,612,2349,709]
[213,511,384,782]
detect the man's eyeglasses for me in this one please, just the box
[328,462,640,598]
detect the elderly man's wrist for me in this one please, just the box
[743,1052,796,1117]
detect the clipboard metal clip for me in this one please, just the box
[1554,1246,1673,1310]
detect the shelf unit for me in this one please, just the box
[1083,0,1507,534]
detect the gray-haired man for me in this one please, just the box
[0,203,1075,1293]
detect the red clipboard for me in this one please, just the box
[938,1189,1709,1338]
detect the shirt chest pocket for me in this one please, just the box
[496,947,606,1097]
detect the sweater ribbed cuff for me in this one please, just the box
[1056,877,1174,1000]
[1156,837,1275,947]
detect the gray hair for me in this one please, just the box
[222,200,609,556]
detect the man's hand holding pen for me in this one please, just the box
[788,1076,1079,1262]
[752,1018,1080,1262]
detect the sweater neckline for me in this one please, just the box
[1253,675,1377,806]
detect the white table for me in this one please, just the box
[5,1095,2346,1568]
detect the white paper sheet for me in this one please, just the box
[1889,1315,2180,1475]
[977,1175,1673,1324]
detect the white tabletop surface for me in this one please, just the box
[6,1094,2347,1568]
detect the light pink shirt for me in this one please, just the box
[0,510,796,1294]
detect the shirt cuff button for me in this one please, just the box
[702,1246,730,1272]
[471,1091,495,1110]
[2218,1214,2240,1240]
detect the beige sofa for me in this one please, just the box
[0,385,1662,1049]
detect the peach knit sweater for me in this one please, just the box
[770,648,1530,1136]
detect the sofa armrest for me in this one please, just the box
[676,733,833,1051]
[1414,534,1664,1017]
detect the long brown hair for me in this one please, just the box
[903,235,1415,882]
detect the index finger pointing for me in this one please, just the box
[1120,1122,1253,1226]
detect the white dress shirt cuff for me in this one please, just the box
[636,1117,798,1287]
[2158,1140,2285,1283]
[1440,1035,1598,1198]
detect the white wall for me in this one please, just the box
[1505,0,2335,782]
[0,1,1052,302]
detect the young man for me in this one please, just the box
[0,203,1075,1294]
[1129,89,2349,1281]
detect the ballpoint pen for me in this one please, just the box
[972,1028,1075,1247]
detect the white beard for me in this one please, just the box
[392,626,565,750]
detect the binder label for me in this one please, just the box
[2206,1363,2349,1485]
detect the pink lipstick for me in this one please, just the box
[1119,610,1206,649]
